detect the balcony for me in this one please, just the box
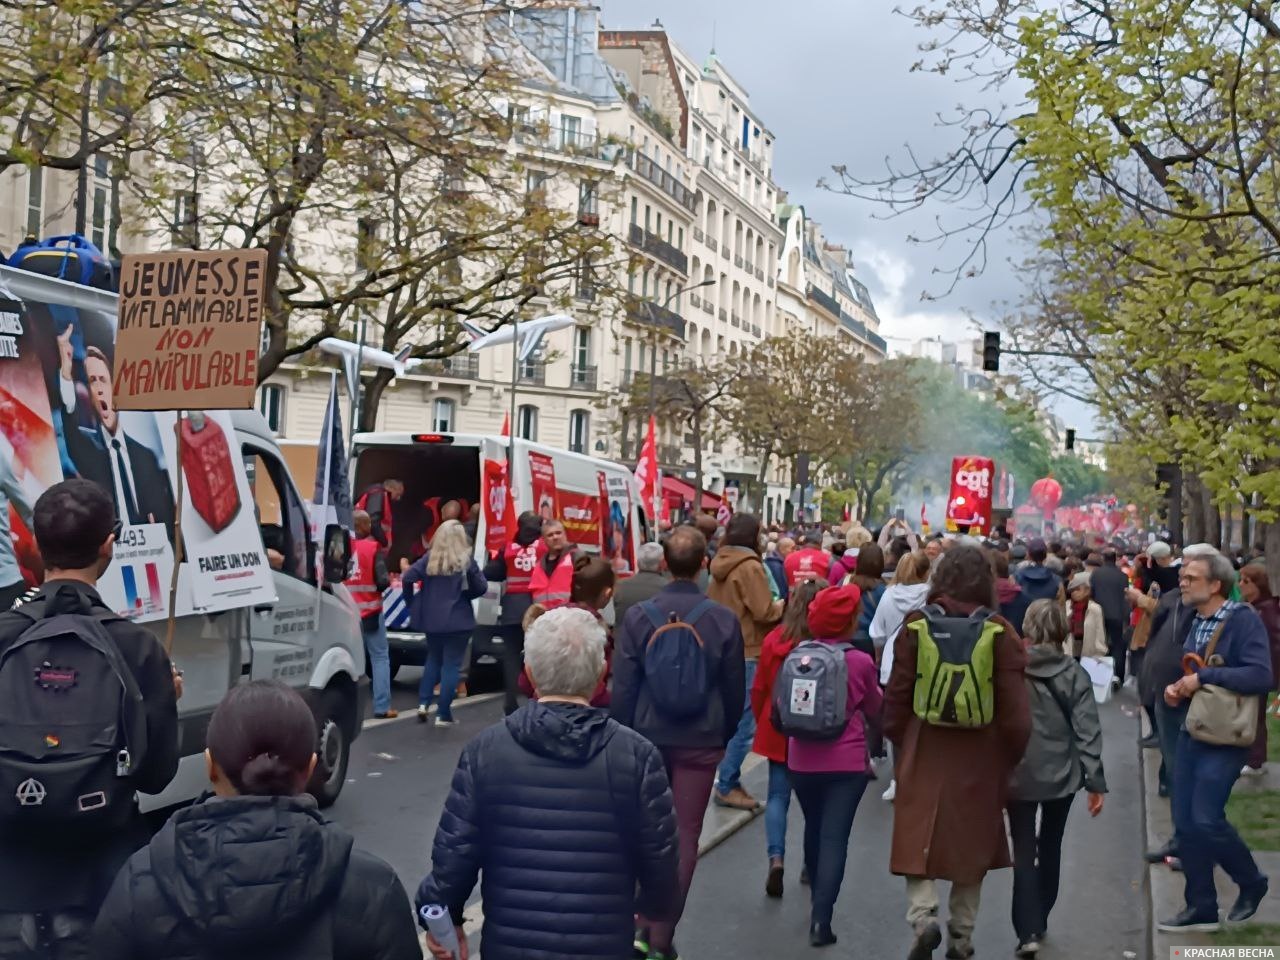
[518,360,546,385]
[421,354,479,379]
[625,296,687,339]
[751,324,762,338]
[756,267,765,281]
[722,246,730,260]
[570,364,598,390]
[690,294,702,308]
[707,237,719,252]
[628,222,688,274]
[718,307,728,321]
[702,300,714,315]
[840,311,868,341]
[807,284,841,318]
[515,122,621,163]
[744,259,754,274]
[866,330,888,355]
[731,313,741,328]
[693,226,704,242]
[767,276,775,287]
[734,254,744,268]
[629,152,698,211]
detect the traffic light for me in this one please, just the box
[1065,428,1076,451]
[982,331,1000,372]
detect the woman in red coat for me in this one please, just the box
[1240,564,1280,773]
[750,576,828,900]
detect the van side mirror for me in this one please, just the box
[323,524,351,584]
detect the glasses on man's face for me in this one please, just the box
[1179,573,1206,585]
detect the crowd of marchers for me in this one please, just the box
[0,481,1275,960]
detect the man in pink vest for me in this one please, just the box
[529,520,576,609]
[346,510,395,718]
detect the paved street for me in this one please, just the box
[333,677,1145,959]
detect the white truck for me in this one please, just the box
[0,264,366,809]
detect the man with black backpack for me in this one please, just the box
[0,479,179,960]
[613,525,745,960]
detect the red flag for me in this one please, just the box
[634,416,659,523]
[500,412,510,437]
[920,501,930,535]
[842,503,852,523]
[717,497,733,528]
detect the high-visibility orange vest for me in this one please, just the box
[346,537,384,619]
[529,550,575,608]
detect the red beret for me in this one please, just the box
[807,584,862,637]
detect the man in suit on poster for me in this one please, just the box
[57,333,175,542]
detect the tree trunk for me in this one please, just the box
[1185,473,1206,545]
[1204,489,1222,549]
[1258,519,1280,593]
[359,369,395,433]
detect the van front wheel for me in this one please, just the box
[307,687,352,808]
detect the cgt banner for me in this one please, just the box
[528,451,559,522]
[946,455,995,534]
[482,456,515,558]
[560,489,601,549]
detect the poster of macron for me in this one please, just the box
[112,249,267,411]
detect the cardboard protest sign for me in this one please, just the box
[113,249,267,411]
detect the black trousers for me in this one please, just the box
[1104,618,1127,681]
[1007,795,1075,942]
[790,771,870,926]
[497,623,526,716]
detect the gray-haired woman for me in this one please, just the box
[1007,599,1108,957]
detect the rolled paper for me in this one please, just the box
[419,904,460,959]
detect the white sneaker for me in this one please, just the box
[435,717,457,728]
[1241,764,1266,777]
[882,779,896,802]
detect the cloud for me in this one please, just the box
[851,242,976,346]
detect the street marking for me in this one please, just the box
[364,692,503,730]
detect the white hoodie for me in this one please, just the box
[870,582,932,686]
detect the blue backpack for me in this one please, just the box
[639,599,713,719]
[8,234,115,290]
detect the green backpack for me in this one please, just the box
[907,605,1002,728]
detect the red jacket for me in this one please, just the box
[750,624,798,763]
[355,485,394,548]
[785,548,831,587]
[503,540,545,595]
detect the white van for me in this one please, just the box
[350,432,646,676]
[0,265,366,809]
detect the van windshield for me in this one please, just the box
[353,443,480,570]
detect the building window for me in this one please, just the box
[258,384,285,434]
[526,169,549,197]
[574,326,591,369]
[630,197,638,225]
[356,217,382,272]
[623,338,632,374]
[569,409,590,454]
[25,167,43,238]
[578,180,598,224]
[561,114,581,149]
[516,404,538,441]
[90,155,114,252]
[173,191,199,248]
[432,398,455,433]
[575,255,595,301]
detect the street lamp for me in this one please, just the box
[640,277,716,451]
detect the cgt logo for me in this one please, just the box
[954,464,991,498]
[488,481,508,522]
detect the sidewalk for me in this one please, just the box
[1142,717,1280,956]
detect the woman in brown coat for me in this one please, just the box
[885,544,1031,960]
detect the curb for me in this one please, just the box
[1139,715,1155,960]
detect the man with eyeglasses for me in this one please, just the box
[0,479,180,960]
[1157,547,1273,934]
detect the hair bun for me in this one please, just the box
[573,553,593,573]
[238,752,299,796]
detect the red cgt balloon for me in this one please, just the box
[1029,476,1063,515]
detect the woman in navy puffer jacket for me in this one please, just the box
[418,606,680,960]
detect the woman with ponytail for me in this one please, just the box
[94,681,421,960]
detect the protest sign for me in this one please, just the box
[113,249,267,411]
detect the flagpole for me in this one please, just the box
[315,372,337,608]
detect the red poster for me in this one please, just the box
[482,457,514,558]
[528,451,559,522]
[946,455,994,534]
[560,489,601,548]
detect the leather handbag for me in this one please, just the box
[1184,619,1261,747]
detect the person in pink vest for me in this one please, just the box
[529,520,576,609]
[345,510,394,718]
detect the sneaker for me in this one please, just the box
[632,932,649,960]
[1227,877,1269,923]
[646,951,678,960]
[712,786,760,810]
[1145,843,1177,863]
[765,857,784,899]
[435,716,457,727]
[417,705,429,723]
[809,922,837,947]
[1241,764,1267,777]
[1157,907,1219,933]
[1139,733,1159,748]
[373,709,399,719]
[1165,856,1183,872]
[907,920,941,960]
[1015,939,1040,957]
[882,779,896,802]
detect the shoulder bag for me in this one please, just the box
[1185,618,1261,748]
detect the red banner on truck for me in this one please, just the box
[946,455,995,534]
[528,451,559,522]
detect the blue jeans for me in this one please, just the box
[1154,698,1187,815]
[716,658,757,794]
[1173,731,1266,915]
[418,630,471,720]
[790,771,870,925]
[766,760,792,859]
[361,616,392,715]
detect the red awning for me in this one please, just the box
[662,475,722,511]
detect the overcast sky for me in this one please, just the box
[595,0,1097,429]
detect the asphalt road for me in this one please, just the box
[331,675,1145,960]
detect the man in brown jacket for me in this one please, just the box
[708,513,784,810]
[885,544,1031,960]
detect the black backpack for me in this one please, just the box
[0,587,148,830]
[639,599,714,719]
